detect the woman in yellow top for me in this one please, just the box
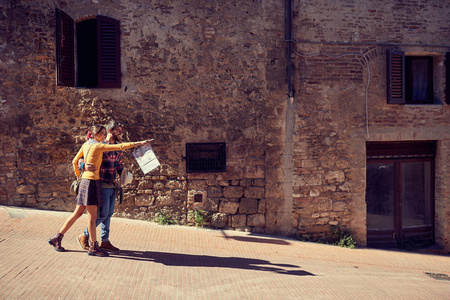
[48,124,152,257]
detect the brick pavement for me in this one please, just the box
[0,205,449,299]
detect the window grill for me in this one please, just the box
[186,143,226,173]
[366,141,436,159]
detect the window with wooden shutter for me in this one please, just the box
[387,50,405,104]
[387,50,440,105]
[55,10,121,89]
[97,16,121,88]
[56,8,75,87]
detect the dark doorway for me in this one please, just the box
[365,141,435,248]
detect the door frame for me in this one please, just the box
[366,141,436,249]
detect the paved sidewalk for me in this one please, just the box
[0,205,449,300]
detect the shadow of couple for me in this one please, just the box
[107,249,315,277]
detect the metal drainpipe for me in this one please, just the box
[280,0,295,234]
[286,0,294,98]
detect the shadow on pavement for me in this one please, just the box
[111,250,315,277]
[219,230,291,245]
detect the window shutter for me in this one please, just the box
[446,52,450,104]
[387,50,405,104]
[55,9,75,87]
[97,16,121,88]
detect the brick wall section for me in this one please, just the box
[435,140,450,250]
[293,0,450,249]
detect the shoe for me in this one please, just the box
[77,234,89,250]
[99,241,120,252]
[48,233,66,252]
[88,241,109,257]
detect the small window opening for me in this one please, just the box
[194,194,203,203]
[405,56,433,104]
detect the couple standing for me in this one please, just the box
[48,121,150,257]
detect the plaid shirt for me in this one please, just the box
[79,140,124,185]
[100,141,124,185]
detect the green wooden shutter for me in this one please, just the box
[55,9,75,87]
[387,50,405,104]
[97,16,121,88]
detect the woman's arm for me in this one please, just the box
[72,146,85,178]
[96,140,153,152]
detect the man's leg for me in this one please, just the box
[99,188,119,251]
[77,189,111,250]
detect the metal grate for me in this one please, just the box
[425,272,450,281]
[366,141,436,159]
[186,143,226,173]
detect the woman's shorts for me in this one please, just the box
[75,179,103,207]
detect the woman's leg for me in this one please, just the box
[86,205,108,257]
[49,205,85,252]
[59,205,86,235]
[86,205,98,243]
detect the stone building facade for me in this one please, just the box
[0,0,449,251]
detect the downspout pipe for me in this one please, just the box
[285,0,294,98]
[279,0,296,234]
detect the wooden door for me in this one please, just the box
[366,159,434,248]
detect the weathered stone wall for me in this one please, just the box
[0,0,286,232]
[1,0,449,251]
[292,0,450,249]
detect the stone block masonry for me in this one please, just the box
[0,0,449,252]
[0,0,281,232]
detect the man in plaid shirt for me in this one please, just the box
[77,120,125,252]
